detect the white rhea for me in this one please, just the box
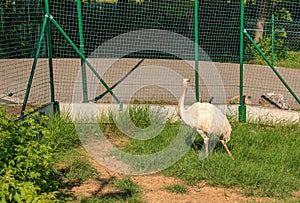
[178,78,234,159]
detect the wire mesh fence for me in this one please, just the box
[243,0,300,109]
[0,0,50,113]
[0,0,299,115]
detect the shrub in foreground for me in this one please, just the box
[0,109,59,202]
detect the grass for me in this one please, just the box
[47,114,98,185]
[163,121,300,199]
[98,105,300,199]
[39,105,300,201]
[164,184,188,194]
[247,51,300,69]
[53,148,98,184]
[80,177,142,203]
[45,113,144,202]
[81,196,143,203]
[113,177,140,196]
[276,51,300,69]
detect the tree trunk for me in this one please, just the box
[254,0,272,42]
[255,15,267,41]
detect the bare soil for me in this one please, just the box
[71,153,282,203]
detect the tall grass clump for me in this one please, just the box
[46,113,98,194]
[46,113,81,151]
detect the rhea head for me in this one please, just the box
[183,78,190,86]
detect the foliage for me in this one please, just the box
[0,109,59,202]
[245,50,300,69]
[275,51,300,69]
[245,33,289,62]
[0,173,57,203]
[244,0,295,62]
[0,0,45,58]
[1,0,298,62]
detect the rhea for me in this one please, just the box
[178,78,234,159]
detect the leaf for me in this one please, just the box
[14,193,21,203]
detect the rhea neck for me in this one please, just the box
[178,84,188,119]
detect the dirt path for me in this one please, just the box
[71,154,280,203]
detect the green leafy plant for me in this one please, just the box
[245,33,289,63]
[0,109,59,202]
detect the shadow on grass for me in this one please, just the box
[80,176,141,203]
[81,191,133,202]
[80,186,137,203]
[188,133,233,154]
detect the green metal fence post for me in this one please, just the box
[21,16,48,118]
[194,0,199,102]
[45,0,58,114]
[48,15,123,108]
[244,30,300,105]
[271,13,275,66]
[239,0,246,122]
[77,0,88,103]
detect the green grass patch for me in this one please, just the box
[46,114,81,151]
[46,114,98,184]
[162,122,300,199]
[113,177,140,196]
[53,148,98,184]
[81,196,143,203]
[164,184,188,194]
[276,51,300,69]
[24,105,299,201]
[247,51,300,69]
[98,105,300,199]
[47,113,144,202]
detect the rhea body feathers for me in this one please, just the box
[179,102,231,142]
[178,78,233,159]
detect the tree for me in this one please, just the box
[245,0,293,42]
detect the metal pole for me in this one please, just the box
[45,0,58,114]
[244,30,300,105]
[271,13,275,66]
[194,0,199,102]
[239,0,246,122]
[77,0,88,102]
[21,16,48,118]
[48,15,123,108]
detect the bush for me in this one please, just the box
[245,34,289,63]
[0,109,59,202]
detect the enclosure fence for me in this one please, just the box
[0,0,299,121]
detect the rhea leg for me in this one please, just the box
[219,139,234,160]
[197,130,209,157]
